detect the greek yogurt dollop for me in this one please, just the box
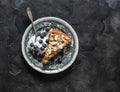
[27,27,52,58]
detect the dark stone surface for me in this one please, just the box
[0,0,120,92]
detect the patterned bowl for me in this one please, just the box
[21,17,79,74]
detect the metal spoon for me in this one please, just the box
[26,7,37,41]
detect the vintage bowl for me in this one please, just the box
[21,17,79,74]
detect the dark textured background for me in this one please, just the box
[0,0,120,92]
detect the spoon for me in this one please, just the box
[26,7,37,41]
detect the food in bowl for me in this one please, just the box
[27,26,72,65]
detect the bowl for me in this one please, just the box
[21,17,79,74]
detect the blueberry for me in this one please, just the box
[51,58,54,62]
[58,58,62,64]
[28,48,33,53]
[59,51,63,56]
[34,45,37,49]
[40,32,46,38]
[39,39,43,43]
[45,27,51,32]
[32,53,37,59]
[46,39,49,43]
[55,56,62,64]
[40,46,44,51]
[34,49,38,55]
[38,57,42,62]
[43,32,46,36]
[30,43,34,47]
[37,32,43,38]
[38,54,44,58]
[42,43,46,48]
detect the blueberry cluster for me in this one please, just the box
[36,27,50,51]
[50,51,64,64]
[28,27,51,62]
[28,43,44,60]
[28,27,64,64]
[28,43,45,62]
[36,27,50,38]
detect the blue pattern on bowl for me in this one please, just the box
[22,17,79,74]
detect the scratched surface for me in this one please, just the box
[0,0,120,92]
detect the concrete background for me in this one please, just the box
[0,0,120,92]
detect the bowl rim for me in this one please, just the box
[21,17,79,74]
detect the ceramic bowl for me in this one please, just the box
[21,17,79,74]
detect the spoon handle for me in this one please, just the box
[26,7,36,34]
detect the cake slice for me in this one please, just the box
[42,29,72,64]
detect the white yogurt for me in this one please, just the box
[27,29,52,55]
